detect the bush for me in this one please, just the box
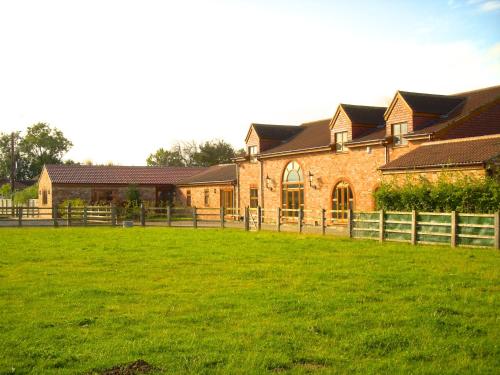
[0,183,11,198]
[374,175,500,213]
[126,185,141,205]
[58,198,86,219]
[13,184,38,204]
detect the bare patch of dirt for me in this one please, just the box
[93,360,158,375]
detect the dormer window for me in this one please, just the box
[335,131,348,152]
[248,145,257,162]
[392,123,408,146]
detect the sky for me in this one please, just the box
[0,0,499,165]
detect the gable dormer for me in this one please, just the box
[330,104,386,151]
[384,91,465,144]
[244,123,302,159]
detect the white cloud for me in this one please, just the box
[479,1,500,11]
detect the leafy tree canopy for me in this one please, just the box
[146,140,237,167]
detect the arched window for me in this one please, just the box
[332,181,353,222]
[282,161,304,218]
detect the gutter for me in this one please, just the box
[379,161,484,173]
[258,145,331,159]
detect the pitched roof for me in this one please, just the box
[399,91,465,115]
[380,135,500,171]
[178,164,236,185]
[406,85,500,137]
[346,127,387,145]
[341,104,387,125]
[259,119,331,156]
[44,165,206,185]
[250,123,303,141]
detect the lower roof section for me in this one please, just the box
[177,164,237,186]
[380,135,500,172]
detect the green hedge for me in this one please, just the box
[374,175,499,213]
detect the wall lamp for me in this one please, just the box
[266,174,273,190]
[308,171,317,189]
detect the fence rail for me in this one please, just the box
[351,209,499,249]
[0,203,498,249]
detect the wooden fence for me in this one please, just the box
[351,210,499,249]
[1,203,498,249]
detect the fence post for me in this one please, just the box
[347,209,352,238]
[167,206,171,227]
[83,206,88,226]
[18,206,23,227]
[140,203,145,226]
[111,205,117,226]
[450,211,457,248]
[52,203,58,227]
[379,210,384,242]
[244,206,249,231]
[321,208,326,235]
[411,210,417,245]
[276,207,281,232]
[298,208,303,233]
[220,206,225,229]
[192,206,197,228]
[257,206,262,231]
[67,203,72,227]
[494,211,499,250]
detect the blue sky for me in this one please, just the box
[0,0,498,164]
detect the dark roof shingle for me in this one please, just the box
[380,136,500,171]
[259,119,331,156]
[178,164,236,185]
[342,104,386,125]
[399,91,465,115]
[251,124,303,140]
[45,165,205,185]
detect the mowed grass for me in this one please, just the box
[0,228,499,374]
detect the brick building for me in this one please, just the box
[234,85,500,221]
[38,85,500,221]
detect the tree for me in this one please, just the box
[192,140,236,167]
[0,132,30,181]
[18,123,73,179]
[146,147,185,167]
[147,140,237,167]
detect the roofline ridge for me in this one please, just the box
[422,133,500,146]
[398,90,465,99]
[452,84,500,96]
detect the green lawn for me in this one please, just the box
[0,228,499,374]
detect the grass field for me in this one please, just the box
[0,228,499,374]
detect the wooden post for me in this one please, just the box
[276,207,281,232]
[111,205,117,226]
[220,206,225,229]
[321,208,326,235]
[140,203,145,226]
[83,206,88,226]
[244,206,249,231]
[494,211,499,250]
[298,208,303,233]
[257,206,262,231]
[167,206,171,227]
[411,210,416,245]
[192,206,197,228]
[379,209,384,242]
[347,208,352,238]
[450,211,457,248]
[52,203,58,227]
[67,203,72,227]
[18,206,23,227]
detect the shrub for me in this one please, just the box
[0,183,11,198]
[125,185,141,205]
[374,175,500,213]
[13,184,38,204]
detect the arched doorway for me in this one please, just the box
[332,181,353,222]
[282,161,304,218]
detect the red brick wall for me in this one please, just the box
[258,146,387,212]
[177,185,234,208]
[237,161,260,209]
